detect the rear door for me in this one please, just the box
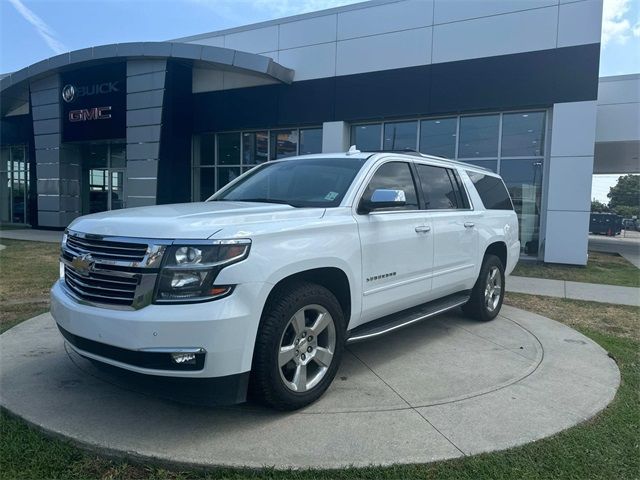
[355,160,434,326]
[414,163,479,295]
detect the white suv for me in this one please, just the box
[51,150,519,409]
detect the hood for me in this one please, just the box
[67,201,325,239]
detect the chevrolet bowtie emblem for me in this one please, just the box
[71,253,94,275]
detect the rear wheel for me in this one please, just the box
[462,254,505,321]
[250,282,345,410]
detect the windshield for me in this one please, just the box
[210,158,367,208]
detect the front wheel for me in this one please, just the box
[250,282,345,410]
[462,254,505,321]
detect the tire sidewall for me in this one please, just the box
[477,255,505,321]
[261,284,345,408]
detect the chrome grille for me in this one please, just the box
[61,231,167,309]
[65,234,148,263]
[64,265,138,306]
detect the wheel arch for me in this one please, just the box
[484,240,508,268]
[262,266,353,326]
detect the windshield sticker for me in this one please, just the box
[325,191,339,201]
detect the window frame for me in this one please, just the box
[413,161,473,212]
[192,126,323,200]
[355,159,423,216]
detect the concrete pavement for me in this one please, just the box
[507,275,640,307]
[589,232,640,268]
[0,307,619,469]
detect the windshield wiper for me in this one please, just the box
[232,198,302,208]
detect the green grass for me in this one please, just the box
[1,242,638,479]
[0,239,59,333]
[512,251,640,288]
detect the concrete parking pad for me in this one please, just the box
[0,306,619,469]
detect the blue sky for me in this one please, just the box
[1,0,637,201]
[1,0,638,75]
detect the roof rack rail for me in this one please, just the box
[366,149,492,172]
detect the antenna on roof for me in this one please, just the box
[346,145,361,155]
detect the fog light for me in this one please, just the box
[171,352,197,365]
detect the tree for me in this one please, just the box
[591,199,610,212]
[607,174,640,217]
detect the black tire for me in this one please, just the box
[250,281,346,410]
[462,254,505,321]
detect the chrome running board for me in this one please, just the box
[346,291,470,344]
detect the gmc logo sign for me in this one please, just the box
[69,106,112,122]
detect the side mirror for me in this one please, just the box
[360,189,406,213]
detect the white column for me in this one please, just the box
[322,121,350,153]
[543,101,597,265]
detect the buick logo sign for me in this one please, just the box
[61,84,76,103]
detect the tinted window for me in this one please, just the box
[362,162,419,210]
[242,131,268,165]
[352,124,381,151]
[383,121,417,150]
[419,117,457,158]
[466,171,514,210]
[415,164,462,210]
[458,115,499,158]
[299,128,323,155]
[217,133,240,165]
[501,112,545,157]
[270,130,298,160]
[213,158,366,208]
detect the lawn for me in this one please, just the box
[512,251,640,287]
[0,240,638,479]
[0,239,59,334]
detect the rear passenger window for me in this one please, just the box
[415,164,466,210]
[362,162,419,210]
[466,171,514,210]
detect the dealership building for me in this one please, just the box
[1,0,637,265]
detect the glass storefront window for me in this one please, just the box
[500,158,544,256]
[383,121,417,150]
[0,145,29,224]
[501,112,545,157]
[419,117,457,158]
[270,130,298,160]
[218,166,241,189]
[351,124,381,151]
[464,159,498,173]
[299,128,323,155]
[458,115,499,158]
[193,127,322,201]
[242,131,268,165]
[217,133,241,165]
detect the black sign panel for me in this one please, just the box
[61,63,126,142]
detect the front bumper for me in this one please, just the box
[51,279,271,382]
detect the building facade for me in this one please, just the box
[0,0,605,265]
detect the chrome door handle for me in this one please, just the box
[464,222,475,228]
[415,225,431,233]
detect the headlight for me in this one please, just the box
[154,239,250,303]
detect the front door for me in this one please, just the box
[355,161,434,327]
[83,142,126,214]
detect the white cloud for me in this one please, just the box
[601,0,638,46]
[7,0,67,55]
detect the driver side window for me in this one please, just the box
[362,162,419,211]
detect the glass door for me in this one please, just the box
[110,170,125,210]
[83,142,126,214]
[0,145,30,225]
